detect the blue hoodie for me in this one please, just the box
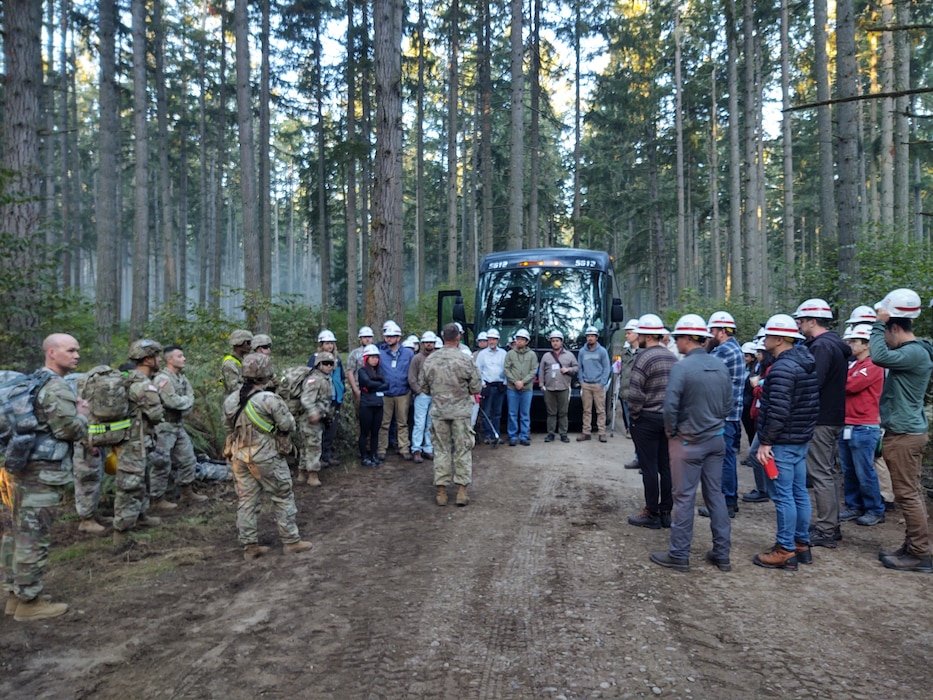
[377,341,414,396]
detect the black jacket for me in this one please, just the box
[805,330,851,425]
[357,365,389,408]
[757,344,819,446]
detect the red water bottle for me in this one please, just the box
[763,456,778,480]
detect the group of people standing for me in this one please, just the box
[622,287,933,575]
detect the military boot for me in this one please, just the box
[5,592,19,615]
[295,472,308,485]
[435,485,448,506]
[456,485,469,507]
[150,497,178,512]
[283,540,313,555]
[113,528,133,545]
[13,596,69,622]
[78,518,107,535]
[306,472,322,487]
[136,514,162,528]
[180,484,208,504]
[243,544,270,561]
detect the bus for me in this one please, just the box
[438,248,625,427]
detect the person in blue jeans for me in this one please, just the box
[837,324,886,525]
[753,314,820,571]
[504,329,536,446]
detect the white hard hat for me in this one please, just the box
[584,326,599,336]
[486,328,500,339]
[420,330,438,344]
[794,298,833,319]
[477,331,488,341]
[753,339,767,351]
[317,329,337,343]
[382,320,402,336]
[763,313,805,340]
[844,323,872,341]
[875,288,922,319]
[673,314,712,338]
[623,319,639,331]
[402,335,419,349]
[845,305,877,326]
[636,313,667,335]
[362,343,380,357]
[358,326,375,338]
[549,330,564,340]
[454,322,464,333]
[514,328,531,341]
[754,326,766,340]
[741,342,757,355]
[707,311,736,330]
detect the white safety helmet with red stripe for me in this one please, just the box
[623,319,640,331]
[672,314,712,338]
[875,288,922,319]
[843,324,872,342]
[793,298,833,319]
[635,313,668,336]
[706,311,736,330]
[844,305,877,326]
[763,313,805,340]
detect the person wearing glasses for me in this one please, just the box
[296,351,337,487]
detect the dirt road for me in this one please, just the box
[1,434,931,699]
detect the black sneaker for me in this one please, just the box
[520,439,531,446]
[742,490,770,503]
[628,508,661,530]
[659,511,672,528]
[544,433,555,443]
[881,552,933,573]
[698,506,710,518]
[509,439,517,447]
[810,531,838,549]
[650,551,689,572]
[704,551,732,572]
[560,434,570,443]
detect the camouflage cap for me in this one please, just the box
[229,329,254,347]
[314,351,337,366]
[128,339,163,360]
[241,352,273,379]
[252,333,272,347]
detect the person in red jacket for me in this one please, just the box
[837,324,886,526]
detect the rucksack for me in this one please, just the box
[80,365,133,446]
[276,366,312,414]
[0,370,54,475]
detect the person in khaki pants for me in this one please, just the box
[576,326,611,442]
[538,330,578,443]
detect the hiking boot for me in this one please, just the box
[856,512,885,527]
[13,596,68,622]
[509,439,518,447]
[650,551,689,572]
[520,439,531,446]
[374,454,386,464]
[742,490,770,503]
[881,552,933,573]
[839,507,864,522]
[112,528,133,545]
[78,518,107,535]
[306,472,322,487]
[727,504,737,519]
[327,456,341,467]
[137,514,162,528]
[402,452,413,461]
[243,544,270,561]
[180,485,208,504]
[879,539,909,562]
[576,434,592,442]
[412,451,424,464]
[794,539,813,565]
[283,540,313,555]
[624,459,640,470]
[753,544,798,571]
[456,485,469,507]
[544,433,555,443]
[704,551,732,572]
[698,506,710,518]
[627,508,661,530]
[659,511,672,528]
[423,452,434,460]
[598,435,607,443]
[5,592,19,616]
[560,434,570,443]
[361,456,375,467]
[295,472,308,484]
[150,497,178,512]
[436,486,448,506]
[810,531,838,549]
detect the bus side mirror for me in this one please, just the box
[611,298,625,323]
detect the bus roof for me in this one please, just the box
[479,248,613,273]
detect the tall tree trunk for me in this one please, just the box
[880,0,894,232]
[507,0,524,250]
[836,0,859,306]
[647,121,667,310]
[154,0,176,307]
[315,13,330,321]
[480,0,493,256]
[742,0,759,302]
[814,0,836,248]
[780,0,796,303]
[528,0,541,248]
[59,0,74,288]
[360,0,372,296]
[347,0,359,340]
[414,0,425,294]
[212,8,229,311]
[446,0,460,284]
[726,0,742,299]
[571,0,581,249]
[369,0,405,323]
[674,11,686,293]
[259,0,272,325]
[130,0,150,338]
[709,61,722,297]
[894,0,910,238]
[235,0,261,326]
[198,5,209,305]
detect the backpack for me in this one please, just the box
[80,365,133,446]
[276,366,312,414]
[0,370,54,475]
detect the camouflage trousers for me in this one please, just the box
[0,466,62,601]
[113,439,158,532]
[430,418,475,486]
[298,420,324,474]
[73,442,104,520]
[151,422,197,499]
[232,456,301,546]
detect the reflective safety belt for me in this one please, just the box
[88,419,132,435]
[244,399,277,434]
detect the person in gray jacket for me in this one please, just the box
[577,326,611,442]
[538,330,579,442]
[650,315,733,573]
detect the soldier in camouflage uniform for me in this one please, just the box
[295,351,336,487]
[222,329,253,396]
[113,340,167,542]
[151,345,207,511]
[223,353,312,560]
[1,333,88,621]
[420,323,482,507]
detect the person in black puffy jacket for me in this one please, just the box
[753,314,819,571]
[357,345,389,467]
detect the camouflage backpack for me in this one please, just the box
[80,365,133,446]
[0,370,54,475]
[276,366,312,414]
